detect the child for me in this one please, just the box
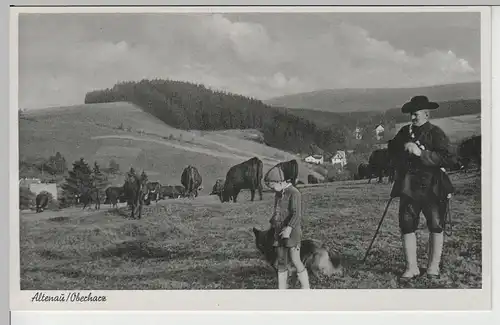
[264,165,310,289]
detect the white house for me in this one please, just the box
[305,155,324,165]
[354,127,363,140]
[375,124,385,140]
[331,150,347,167]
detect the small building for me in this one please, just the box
[354,127,363,140]
[305,155,324,165]
[331,150,347,167]
[375,124,385,141]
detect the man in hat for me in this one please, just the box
[388,96,456,280]
[264,165,310,289]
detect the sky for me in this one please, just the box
[18,11,481,110]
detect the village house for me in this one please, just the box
[331,150,347,167]
[354,127,363,140]
[374,124,385,140]
[305,155,324,165]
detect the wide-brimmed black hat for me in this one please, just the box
[401,95,439,114]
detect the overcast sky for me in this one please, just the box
[18,11,481,110]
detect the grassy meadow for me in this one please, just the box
[20,170,481,290]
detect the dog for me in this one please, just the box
[252,227,344,282]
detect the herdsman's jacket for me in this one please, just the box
[388,121,456,202]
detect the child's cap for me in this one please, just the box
[264,165,285,185]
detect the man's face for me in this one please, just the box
[410,109,428,126]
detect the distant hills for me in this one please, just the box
[264,81,481,113]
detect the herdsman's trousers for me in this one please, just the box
[399,195,446,279]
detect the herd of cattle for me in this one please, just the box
[34,135,481,216]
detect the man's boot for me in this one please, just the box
[401,232,420,279]
[297,269,310,289]
[278,270,288,289]
[426,232,444,278]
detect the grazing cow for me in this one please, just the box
[357,163,372,180]
[458,135,481,172]
[307,174,319,184]
[272,159,299,185]
[367,148,394,184]
[144,181,161,205]
[181,165,203,199]
[80,186,100,210]
[221,157,263,203]
[35,192,49,213]
[105,186,124,209]
[123,173,147,219]
[210,179,225,200]
[161,185,185,199]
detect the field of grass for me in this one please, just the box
[19,170,481,290]
[19,102,324,194]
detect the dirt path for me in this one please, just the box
[91,135,282,166]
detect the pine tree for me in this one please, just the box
[92,162,109,198]
[61,158,93,203]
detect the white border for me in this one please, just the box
[9,5,493,312]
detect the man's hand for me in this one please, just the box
[404,142,422,157]
[280,226,292,239]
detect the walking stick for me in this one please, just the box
[362,197,394,264]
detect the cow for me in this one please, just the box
[307,174,319,184]
[105,186,124,209]
[123,172,147,219]
[210,179,225,200]
[272,159,299,186]
[357,163,372,180]
[161,185,186,199]
[144,181,161,205]
[35,192,49,213]
[181,165,203,199]
[367,148,394,184]
[458,135,481,172]
[221,157,263,203]
[80,186,100,210]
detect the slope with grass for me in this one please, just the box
[395,114,481,145]
[19,102,324,194]
[20,170,481,290]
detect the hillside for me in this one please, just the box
[264,82,481,113]
[19,102,325,194]
[395,113,481,144]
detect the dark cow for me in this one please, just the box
[181,165,203,199]
[272,159,299,185]
[458,135,481,172]
[367,148,394,184]
[144,181,161,205]
[35,192,49,213]
[123,173,147,219]
[210,179,225,200]
[357,163,372,180]
[307,174,319,184]
[80,186,100,210]
[105,186,123,209]
[221,157,263,203]
[161,185,186,199]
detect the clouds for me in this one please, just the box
[18,12,481,109]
